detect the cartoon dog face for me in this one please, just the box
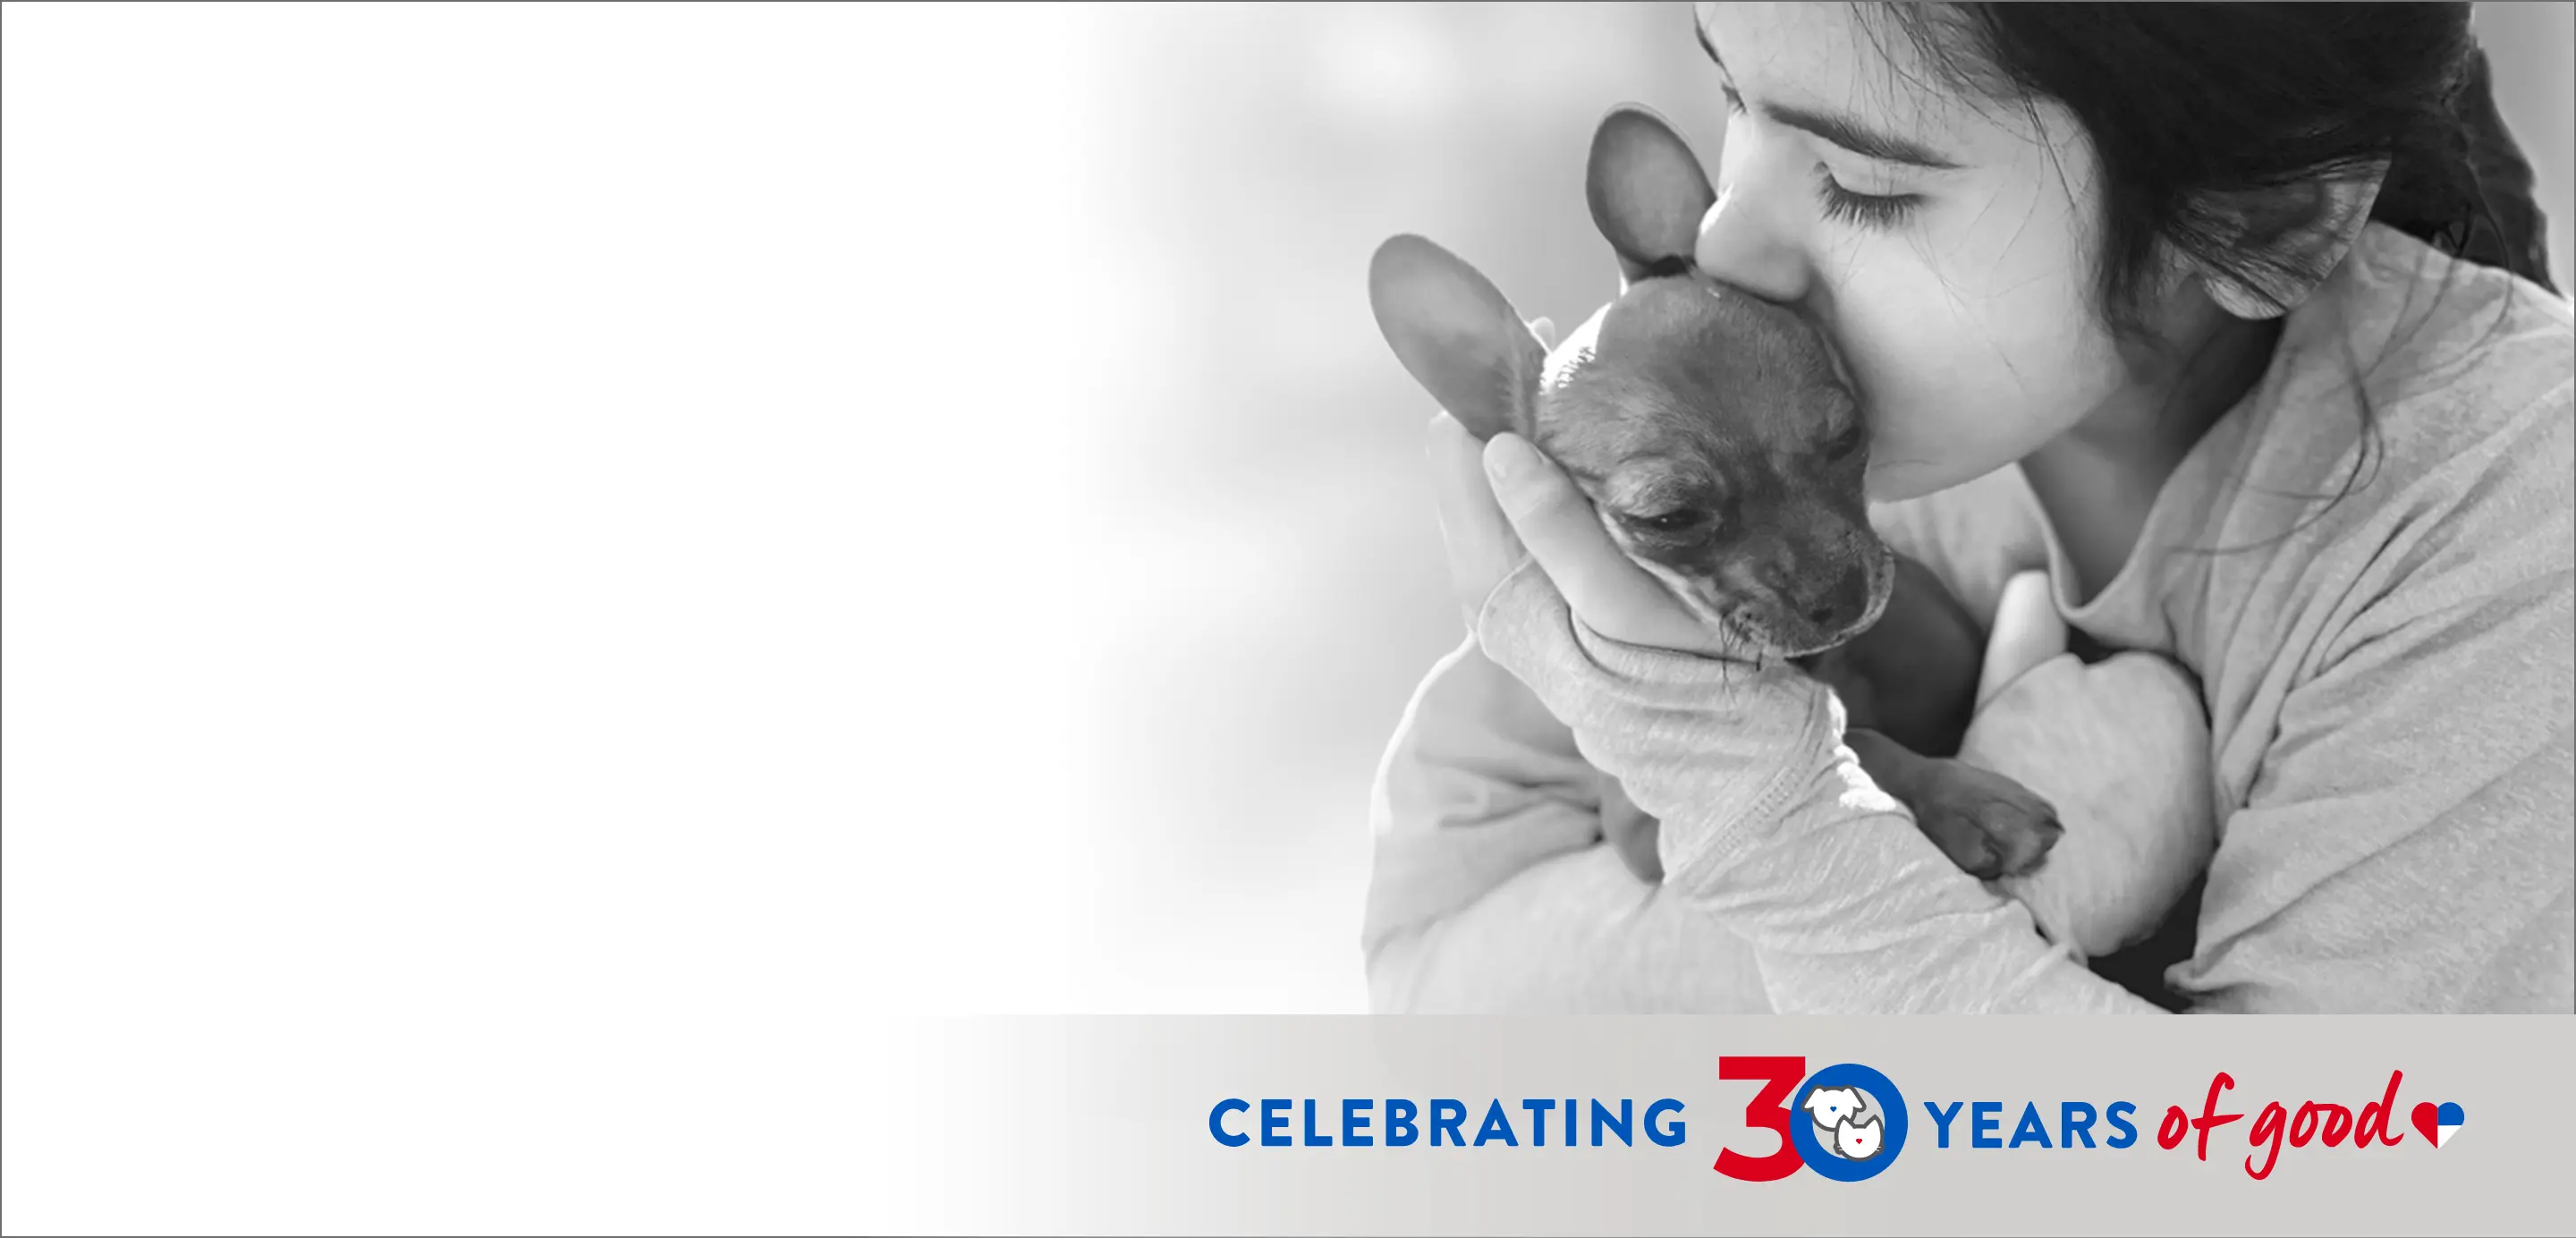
[1801,1087,1865,1131]
[1835,1116,1884,1160]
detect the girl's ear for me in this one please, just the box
[2189,166,2386,319]
[1368,234,1545,443]
[1587,105,1718,285]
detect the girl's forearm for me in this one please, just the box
[1477,563,2164,1013]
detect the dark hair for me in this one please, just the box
[1865,2,2549,541]
[1870,2,2555,337]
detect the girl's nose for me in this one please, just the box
[1693,183,1811,306]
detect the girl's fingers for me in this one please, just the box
[1482,433,1709,651]
[1978,569,2069,708]
[1425,411,1528,625]
[1429,422,1725,657]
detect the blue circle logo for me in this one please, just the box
[1786,1064,1908,1182]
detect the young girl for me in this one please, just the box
[1361,3,2572,1013]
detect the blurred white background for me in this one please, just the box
[4,0,2569,1063]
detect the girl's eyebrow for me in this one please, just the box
[1695,20,1963,171]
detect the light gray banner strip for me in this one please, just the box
[864,1015,2576,1236]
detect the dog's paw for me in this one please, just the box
[1907,759,2063,880]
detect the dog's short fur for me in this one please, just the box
[1368,105,2061,883]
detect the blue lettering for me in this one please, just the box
[1386,1099,1419,1147]
[1922,1100,1963,1149]
[1302,1098,1332,1146]
[1645,1098,1686,1148]
[1971,1101,2004,1149]
[2009,1102,2052,1149]
[1210,1098,1250,1148]
[1591,1098,1633,1148]
[1261,1099,1292,1148]
[1430,1098,1468,1147]
[2061,1102,2097,1149]
[1521,1099,1557,1147]
[1474,1099,1520,1147]
[1343,1099,1374,1148]
[2105,1101,2139,1149]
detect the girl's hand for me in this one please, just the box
[1425,404,1777,886]
[1958,572,2217,959]
[1424,411,1738,658]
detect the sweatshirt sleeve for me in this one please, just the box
[1472,561,2166,1014]
[2173,388,2576,1013]
[1360,634,1774,1013]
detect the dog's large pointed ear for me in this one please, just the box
[1367,234,1545,443]
[1588,105,1717,284]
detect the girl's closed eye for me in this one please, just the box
[1715,79,1921,232]
[1812,168,1921,230]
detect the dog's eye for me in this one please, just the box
[1632,508,1709,534]
[1826,420,1868,462]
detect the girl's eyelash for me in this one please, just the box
[1720,84,1919,232]
[1812,166,1921,230]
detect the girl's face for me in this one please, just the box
[1690,3,2140,502]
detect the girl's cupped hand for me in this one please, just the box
[1425,410,1740,660]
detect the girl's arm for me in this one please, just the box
[1360,433,2084,1014]
[2171,396,2575,1013]
[1357,476,1993,1014]
[1479,482,2575,1014]
[1475,562,2166,1013]
[1360,635,1772,1013]
[2177,623,2573,1013]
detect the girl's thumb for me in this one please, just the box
[1978,570,2068,709]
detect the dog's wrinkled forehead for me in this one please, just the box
[1538,277,1852,474]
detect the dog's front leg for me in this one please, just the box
[1843,728,2061,880]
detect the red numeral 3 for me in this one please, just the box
[1715,1056,1807,1182]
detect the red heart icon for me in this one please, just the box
[2411,1101,2440,1145]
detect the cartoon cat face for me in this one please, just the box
[1835,1116,1884,1160]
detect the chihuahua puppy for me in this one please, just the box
[1369,105,2061,884]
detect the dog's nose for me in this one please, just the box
[1807,569,1871,630]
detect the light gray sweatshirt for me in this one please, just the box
[1361,225,2575,1013]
